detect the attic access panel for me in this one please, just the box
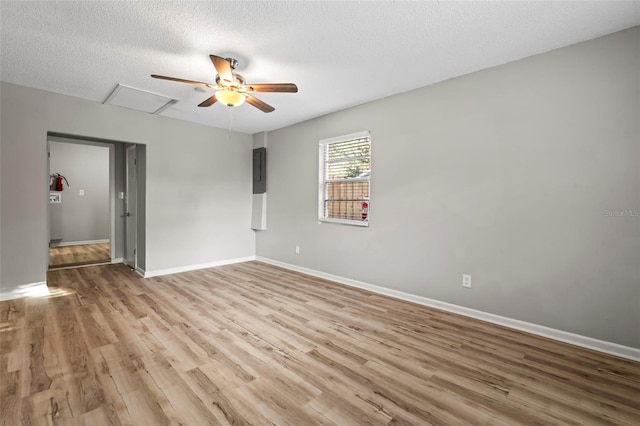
[104,84,178,114]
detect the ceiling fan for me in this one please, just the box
[151,55,297,113]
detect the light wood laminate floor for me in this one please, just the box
[1,262,639,425]
[49,243,111,269]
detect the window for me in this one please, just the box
[319,131,371,226]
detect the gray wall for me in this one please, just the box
[0,84,2,281]
[49,141,110,243]
[256,27,640,348]
[0,82,254,290]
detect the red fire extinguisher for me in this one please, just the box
[51,173,69,191]
[361,201,369,221]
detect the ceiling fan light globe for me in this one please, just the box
[216,89,245,107]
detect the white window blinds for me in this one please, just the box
[319,131,371,226]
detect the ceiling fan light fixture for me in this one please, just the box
[216,89,245,107]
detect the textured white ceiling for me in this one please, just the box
[1,1,639,135]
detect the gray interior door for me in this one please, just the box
[125,145,137,268]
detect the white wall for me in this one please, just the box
[256,27,640,348]
[49,141,110,243]
[0,82,255,290]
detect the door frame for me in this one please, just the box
[125,144,137,269]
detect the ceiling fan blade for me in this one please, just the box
[151,74,213,89]
[243,83,298,93]
[198,94,218,107]
[210,55,234,85]
[245,95,275,113]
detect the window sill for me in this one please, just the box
[319,218,369,227]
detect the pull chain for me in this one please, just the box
[228,106,234,143]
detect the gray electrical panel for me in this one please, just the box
[253,147,266,194]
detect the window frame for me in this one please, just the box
[318,130,371,227]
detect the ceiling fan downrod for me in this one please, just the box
[226,58,239,70]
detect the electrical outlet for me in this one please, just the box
[79,189,85,196]
[295,245,300,255]
[462,274,471,288]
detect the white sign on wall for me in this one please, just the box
[49,192,61,203]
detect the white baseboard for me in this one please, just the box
[143,256,256,278]
[55,239,110,247]
[0,281,49,301]
[112,258,124,264]
[118,260,143,276]
[255,257,640,362]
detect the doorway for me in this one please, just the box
[46,134,145,272]
[47,137,115,269]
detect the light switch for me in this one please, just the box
[79,189,85,196]
[119,192,125,200]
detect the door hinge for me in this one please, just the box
[133,249,136,255]
[134,159,137,166]
[48,152,50,158]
